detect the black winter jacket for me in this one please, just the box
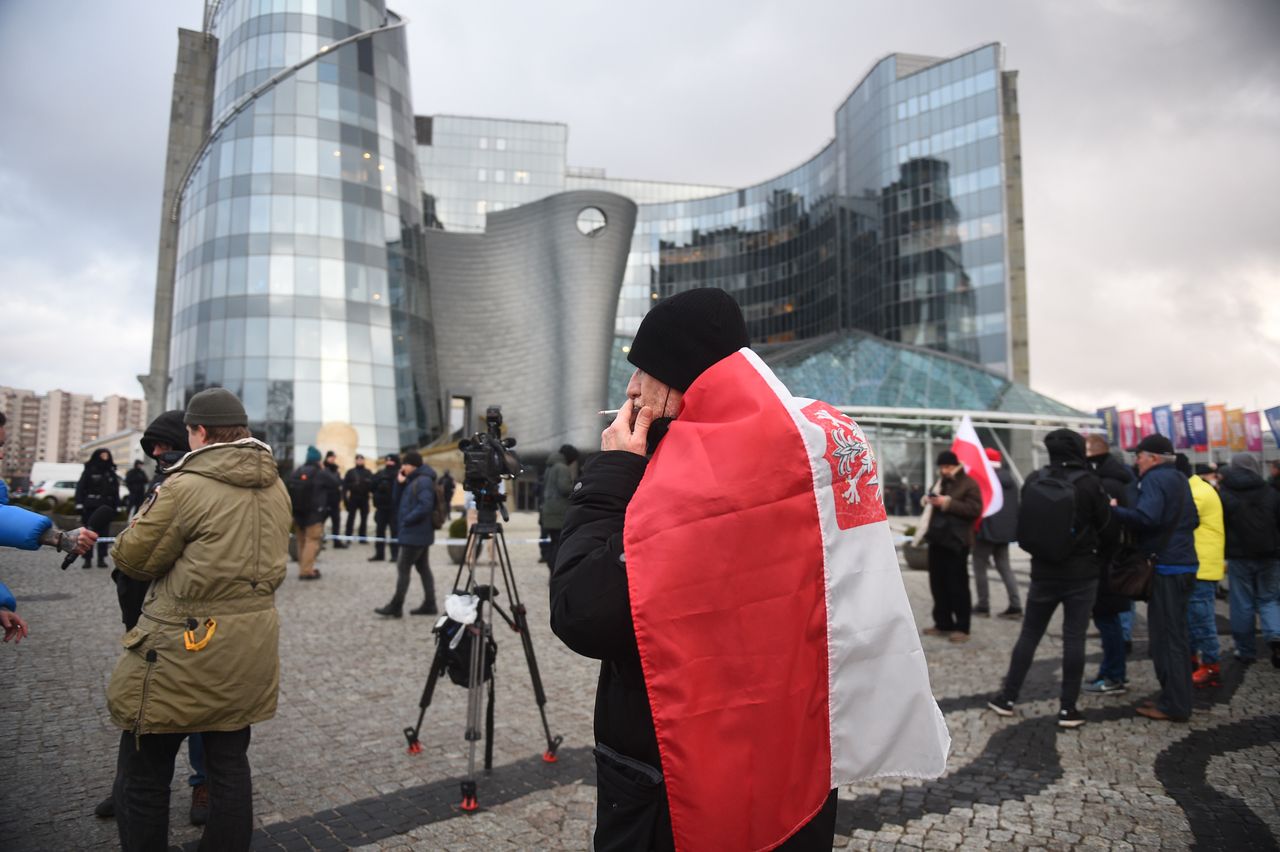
[1219,466,1280,559]
[977,466,1018,543]
[1021,462,1111,582]
[291,463,340,526]
[1088,452,1134,614]
[550,452,659,769]
[343,465,374,506]
[76,452,120,512]
[371,465,399,511]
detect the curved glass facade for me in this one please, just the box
[168,0,439,462]
[610,45,1016,376]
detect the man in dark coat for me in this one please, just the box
[290,446,339,580]
[987,429,1110,728]
[923,450,984,642]
[374,451,437,617]
[972,447,1021,618]
[1084,433,1136,694]
[541,445,578,572]
[1218,452,1280,666]
[1111,434,1200,722]
[124,461,148,516]
[323,450,346,548]
[342,454,373,543]
[368,454,400,562]
[75,448,121,568]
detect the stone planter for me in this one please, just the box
[901,541,930,571]
[448,543,467,566]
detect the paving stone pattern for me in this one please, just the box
[0,512,1276,850]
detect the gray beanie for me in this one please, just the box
[184,388,248,427]
[1230,452,1262,478]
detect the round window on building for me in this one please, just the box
[576,207,607,237]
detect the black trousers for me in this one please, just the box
[373,508,399,560]
[327,503,342,541]
[999,577,1098,710]
[388,544,435,611]
[81,507,113,564]
[344,499,369,539]
[114,726,253,852]
[928,544,971,633]
[1150,572,1195,718]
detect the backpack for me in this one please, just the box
[287,466,320,519]
[432,480,448,530]
[1017,467,1088,562]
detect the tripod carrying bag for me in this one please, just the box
[435,616,495,687]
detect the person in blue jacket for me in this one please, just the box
[1110,434,1199,722]
[374,451,438,617]
[0,500,99,642]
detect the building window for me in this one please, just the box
[576,207,607,237]
[494,169,505,183]
[495,138,507,151]
[479,137,488,149]
[476,200,487,215]
[513,170,529,184]
[477,168,487,182]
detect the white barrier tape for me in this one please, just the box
[90,534,548,546]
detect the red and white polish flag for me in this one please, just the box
[624,349,950,852]
[949,414,1003,518]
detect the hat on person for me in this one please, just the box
[305,445,321,464]
[984,447,1002,463]
[141,409,191,457]
[559,444,580,464]
[183,387,248,427]
[1175,453,1192,478]
[1193,462,1215,476]
[402,451,424,467]
[936,450,960,467]
[1131,434,1175,456]
[1044,429,1087,465]
[626,288,750,392]
[1230,452,1262,478]
[385,453,400,465]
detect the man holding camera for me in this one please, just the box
[551,288,946,851]
[107,388,291,850]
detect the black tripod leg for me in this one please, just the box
[405,639,448,754]
[484,662,495,772]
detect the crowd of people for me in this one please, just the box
[917,425,1280,728]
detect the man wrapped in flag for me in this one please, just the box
[550,288,950,851]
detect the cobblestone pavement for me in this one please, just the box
[1,512,1277,850]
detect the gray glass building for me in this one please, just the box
[167,0,439,462]
[417,45,1028,382]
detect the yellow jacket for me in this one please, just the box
[1189,475,1225,582]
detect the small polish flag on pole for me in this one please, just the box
[950,414,1003,518]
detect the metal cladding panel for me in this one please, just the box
[427,191,637,455]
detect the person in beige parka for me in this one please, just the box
[107,388,291,852]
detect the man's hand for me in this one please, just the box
[601,400,653,455]
[1,609,29,644]
[68,527,99,555]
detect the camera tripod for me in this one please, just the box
[402,509,562,812]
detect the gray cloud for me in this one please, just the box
[1,0,1276,414]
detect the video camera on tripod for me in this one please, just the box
[458,406,522,524]
[402,404,562,813]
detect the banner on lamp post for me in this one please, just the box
[1245,412,1263,453]
[1182,403,1208,448]
[1264,406,1280,448]
[1118,410,1137,451]
[1227,409,1248,452]
[1095,407,1119,446]
[1139,412,1155,439]
[1207,405,1228,449]
[1152,405,1174,438]
[1173,409,1191,449]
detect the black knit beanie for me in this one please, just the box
[627,288,750,392]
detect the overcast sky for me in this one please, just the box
[1,0,1277,414]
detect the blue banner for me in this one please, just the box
[1096,407,1118,446]
[1182,403,1208,446]
[1266,406,1280,447]
[1152,405,1174,438]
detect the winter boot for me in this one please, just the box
[1192,662,1220,688]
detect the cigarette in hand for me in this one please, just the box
[597,410,620,416]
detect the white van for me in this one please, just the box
[27,463,86,505]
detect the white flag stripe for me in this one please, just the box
[955,414,1003,517]
[741,349,951,784]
